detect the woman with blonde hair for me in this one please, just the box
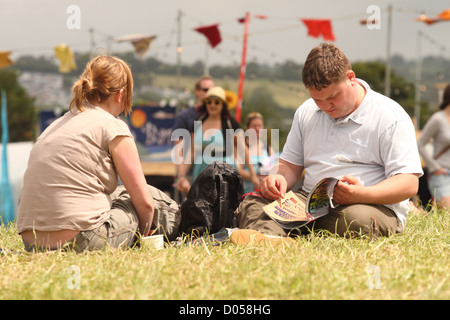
[17,55,155,252]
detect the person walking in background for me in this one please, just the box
[417,84,450,210]
[17,55,155,252]
[238,112,277,193]
[176,86,259,193]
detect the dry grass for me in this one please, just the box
[0,207,448,301]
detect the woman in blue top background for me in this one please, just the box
[176,87,259,193]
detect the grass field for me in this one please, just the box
[0,205,448,302]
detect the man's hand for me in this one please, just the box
[332,175,363,205]
[259,159,304,200]
[333,173,420,205]
[259,174,288,200]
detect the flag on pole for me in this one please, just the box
[235,12,250,124]
[415,9,450,25]
[194,24,222,48]
[0,90,15,224]
[238,14,267,23]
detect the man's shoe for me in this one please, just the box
[230,229,296,246]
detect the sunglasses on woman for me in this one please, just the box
[206,99,222,105]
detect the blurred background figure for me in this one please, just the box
[417,83,450,211]
[173,75,215,135]
[176,86,258,193]
[238,112,277,193]
[172,76,215,196]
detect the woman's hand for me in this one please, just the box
[431,168,448,176]
[176,176,191,193]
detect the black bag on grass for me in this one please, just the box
[179,161,244,236]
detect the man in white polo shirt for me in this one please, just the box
[233,43,423,240]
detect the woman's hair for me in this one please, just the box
[440,84,450,110]
[69,55,134,115]
[302,43,351,90]
[245,112,264,128]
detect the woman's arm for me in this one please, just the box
[176,133,194,193]
[417,114,441,173]
[110,136,154,236]
[235,130,259,188]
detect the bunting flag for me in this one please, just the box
[0,51,13,69]
[416,9,450,25]
[54,43,77,73]
[194,24,222,48]
[0,90,15,224]
[115,34,157,58]
[300,19,336,41]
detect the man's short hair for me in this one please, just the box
[195,75,213,90]
[302,43,351,90]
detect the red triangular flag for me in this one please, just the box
[301,19,336,41]
[194,24,222,48]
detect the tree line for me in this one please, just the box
[2,50,448,143]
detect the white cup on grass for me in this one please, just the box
[141,234,164,250]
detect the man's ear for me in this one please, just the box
[346,70,356,85]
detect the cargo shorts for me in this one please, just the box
[234,190,403,238]
[23,185,140,253]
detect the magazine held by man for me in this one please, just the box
[263,177,339,229]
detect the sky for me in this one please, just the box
[1,0,449,67]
